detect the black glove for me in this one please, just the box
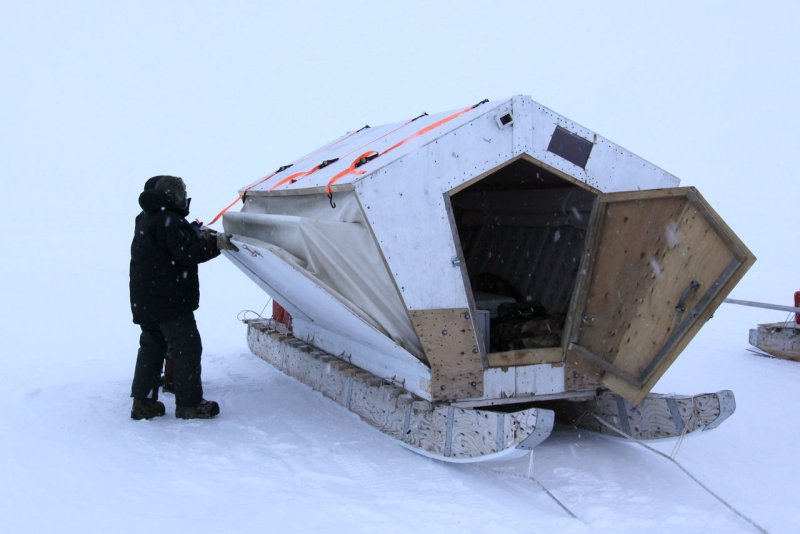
[200,227,217,241]
[216,232,239,252]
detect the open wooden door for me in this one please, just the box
[565,187,754,404]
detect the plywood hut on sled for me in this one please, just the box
[219,95,754,461]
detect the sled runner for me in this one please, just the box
[546,389,736,440]
[723,297,800,362]
[749,322,800,362]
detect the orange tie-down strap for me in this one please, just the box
[207,164,293,225]
[268,158,338,191]
[206,126,370,224]
[209,99,488,220]
[206,158,339,225]
[324,151,379,208]
[273,114,428,193]
[324,99,488,205]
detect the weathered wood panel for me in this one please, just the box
[567,195,686,391]
[566,188,754,403]
[570,389,736,440]
[349,380,409,437]
[506,409,551,449]
[404,404,450,456]
[409,309,483,401]
[487,347,563,367]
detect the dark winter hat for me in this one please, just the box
[138,175,190,215]
[154,175,187,208]
[143,175,163,191]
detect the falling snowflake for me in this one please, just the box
[665,220,679,248]
[649,256,664,277]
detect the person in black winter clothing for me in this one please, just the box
[129,175,237,420]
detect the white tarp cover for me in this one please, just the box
[224,193,423,358]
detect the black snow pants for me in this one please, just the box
[131,312,204,407]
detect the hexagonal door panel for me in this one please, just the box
[566,187,754,403]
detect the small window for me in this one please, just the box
[548,126,593,169]
[495,112,514,129]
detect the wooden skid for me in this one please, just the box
[246,320,554,461]
[570,389,735,440]
[749,322,800,362]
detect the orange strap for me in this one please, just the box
[338,115,422,162]
[269,170,313,191]
[324,151,376,207]
[324,151,376,194]
[269,158,338,191]
[208,164,292,225]
[269,113,427,194]
[208,194,244,225]
[325,102,483,196]
[211,100,486,218]
[381,104,476,157]
[269,120,419,193]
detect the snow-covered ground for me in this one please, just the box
[2,287,795,532]
[2,2,799,533]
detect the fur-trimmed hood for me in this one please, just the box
[138,175,190,217]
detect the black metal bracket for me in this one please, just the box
[676,280,701,313]
[355,152,380,168]
[318,158,339,169]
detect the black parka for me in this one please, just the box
[130,178,220,324]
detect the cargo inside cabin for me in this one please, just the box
[449,158,598,359]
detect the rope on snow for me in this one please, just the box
[590,414,769,534]
[479,454,581,522]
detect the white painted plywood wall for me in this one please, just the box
[355,106,516,311]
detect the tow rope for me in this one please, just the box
[590,414,769,533]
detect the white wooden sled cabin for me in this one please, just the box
[220,95,754,461]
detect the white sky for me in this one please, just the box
[1,0,798,325]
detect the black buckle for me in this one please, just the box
[318,158,339,169]
[355,153,380,168]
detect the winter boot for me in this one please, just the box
[175,400,220,420]
[131,398,166,420]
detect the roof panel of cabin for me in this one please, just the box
[240,99,509,194]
